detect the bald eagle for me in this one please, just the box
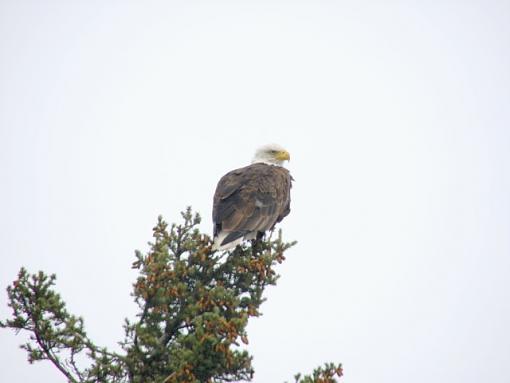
[212,144,292,251]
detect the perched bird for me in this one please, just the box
[212,144,293,251]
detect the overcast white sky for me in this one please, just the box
[1,1,510,382]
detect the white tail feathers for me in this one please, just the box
[212,233,243,251]
[212,230,258,251]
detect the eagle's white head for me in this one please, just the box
[251,143,290,166]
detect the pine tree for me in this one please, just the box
[1,208,342,383]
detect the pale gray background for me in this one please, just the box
[1,1,509,382]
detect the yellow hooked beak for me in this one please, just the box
[276,150,290,161]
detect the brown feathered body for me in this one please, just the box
[212,163,292,250]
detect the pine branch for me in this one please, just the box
[0,268,127,383]
[290,363,343,383]
[33,326,79,383]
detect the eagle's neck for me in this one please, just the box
[251,158,284,166]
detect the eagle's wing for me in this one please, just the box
[213,163,291,247]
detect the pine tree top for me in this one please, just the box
[1,208,342,383]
